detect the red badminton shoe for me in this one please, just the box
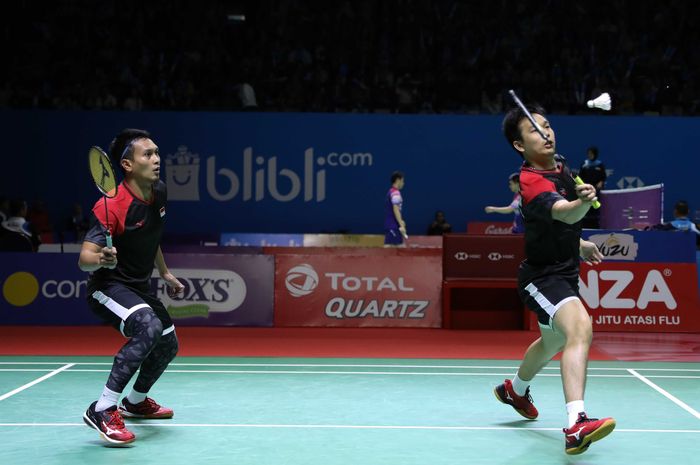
[493,379,539,419]
[564,412,616,455]
[83,401,135,444]
[119,397,174,419]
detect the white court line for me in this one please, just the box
[58,369,637,377]
[0,363,75,402]
[1,361,698,372]
[628,369,700,420]
[2,368,698,379]
[0,422,698,434]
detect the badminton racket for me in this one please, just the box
[88,146,118,248]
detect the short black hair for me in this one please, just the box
[391,171,404,184]
[587,146,599,158]
[109,128,151,171]
[8,199,27,217]
[502,103,547,157]
[674,200,689,216]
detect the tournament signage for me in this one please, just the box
[580,230,700,332]
[275,254,442,327]
[0,252,273,326]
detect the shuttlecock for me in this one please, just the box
[587,93,611,111]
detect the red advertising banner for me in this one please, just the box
[582,262,700,332]
[466,221,514,234]
[527,261,700,332]
[275,254,442,327]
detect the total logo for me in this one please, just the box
[2,271,87,307]
[285,264,319,298]
[165,146,373,203]
[283,263,428,320]
[151,268,247,319]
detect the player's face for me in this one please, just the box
[126,138,161,183]
[515,113,555,166]
[508,180,519,193]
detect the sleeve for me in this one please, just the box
[90,198,123,239]
[390,190,402,206]
[83,211,108,247]
[520,172,564,223]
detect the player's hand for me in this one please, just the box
[580,240,603,265]
[100,246,117,269]
[162,272,185,298]
[485,206,495,213]
[575,183,598,203]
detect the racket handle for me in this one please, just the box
[574,176,601,209]
[105,231,113,248]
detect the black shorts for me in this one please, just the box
[87,282,174,336]
[384,229,404,245]
[518,265,580,326]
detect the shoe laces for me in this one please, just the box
[523,386,534,404]
[576,412,598,423]
[106,410,126,430]
[143,397,159,410]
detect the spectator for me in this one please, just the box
[670,200,700,247]
[0,196,9,223]
[578,147,607,228]
[0,199,38,251]
[65,202,90,242]
[427,210,452,235]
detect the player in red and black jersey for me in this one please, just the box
[79,129,184,445]
[492,105,616,455]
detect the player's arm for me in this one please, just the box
[579,238,603,265]
[155,246,184,296]
[551,183,597,224]
[485,205,514,214]
[393,204,406,231]
[78,241,117,271]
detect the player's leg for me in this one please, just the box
[120,294,178,419]
[83,283,165,443]
[553,299,616,454]
[494,276,566,420]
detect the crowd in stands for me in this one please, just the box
[2,0,700,115]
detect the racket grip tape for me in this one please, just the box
[105,231,113,248]
[574,176,601,209]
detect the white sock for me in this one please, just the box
[127,389,148,405]
[95,386,121,412]
[512,374,530,397]
[566,400,585,427]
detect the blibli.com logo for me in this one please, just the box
[285,264,319,297]
[151,268,247,319]
[165,146,373,203]
[2,271,87,307]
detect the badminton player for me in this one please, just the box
[79,128,184,444]
[384,171,406,246]
[493,105,616,454]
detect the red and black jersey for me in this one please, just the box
[84,180,167,291]
[519,155,581,272]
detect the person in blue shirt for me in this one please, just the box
[670,200,700,238]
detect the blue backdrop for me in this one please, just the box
[1,110,698,234]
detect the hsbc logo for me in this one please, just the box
[488,252,516,261]
[285,264,319,297]
[454,252,481,260]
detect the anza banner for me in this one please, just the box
[275,254,442,327]
[0,252,273,326]
[581,262,700,331]
[580,229,700,332]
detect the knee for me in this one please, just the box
[126,308,164,344]
[567,317,592,346]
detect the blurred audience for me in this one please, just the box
[2,0,698,115]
